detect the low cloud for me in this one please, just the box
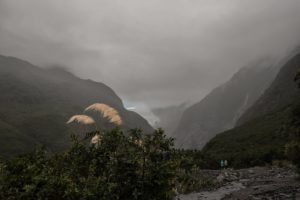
[0,0,300,120]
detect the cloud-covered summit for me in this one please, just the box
[0,0,300,121]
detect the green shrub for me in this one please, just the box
[0,128,177,200]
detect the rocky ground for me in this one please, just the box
[177,167,300,200]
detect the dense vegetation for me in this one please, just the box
[0,128,177,199]
[0,127,222,199]
[202,106,292,168]
[203,98,300,169]
[285,104,300,173]
[285,72,300,173]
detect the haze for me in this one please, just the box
[0,0,300,123]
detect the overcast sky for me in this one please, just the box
[0,0,300,123]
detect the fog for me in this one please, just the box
[0,0,300,123]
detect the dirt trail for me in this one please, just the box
[177,167,300,200]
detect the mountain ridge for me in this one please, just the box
[237,53,300,125]
[203,52,300,167]
[0,55,153,157]
[173,59,280,149]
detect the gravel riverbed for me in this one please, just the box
[177,167,300,200]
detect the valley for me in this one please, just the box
[1,1,300,198]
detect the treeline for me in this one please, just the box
[202,71,300,170]
[0,128,299,199]
[0,128,219,199]
[0,129,177,200]
[203,102,300,170]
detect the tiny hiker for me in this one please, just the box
[220,160,224,169]
[224,160,228,168]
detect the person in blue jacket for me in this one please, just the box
[220,160,224,169]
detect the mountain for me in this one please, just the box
[203,52,300,168]
[0,55,153,157]
[152,103,188,135]
[173,59,280,149]
[237,52,300,125]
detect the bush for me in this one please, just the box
[0,128,177,200]
[285,73,300,173]
[285,141,300,171]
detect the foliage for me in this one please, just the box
[285,142,300,167]
[202,107,290,169]
[285,72,300,172]
[170,149,219,194]
[175,169,217,194]
[0,128,177,200]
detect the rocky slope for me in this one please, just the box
[178,167,299,200]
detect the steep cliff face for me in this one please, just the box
[237,53,300,125]
[0,55,152,157]
[173,59,279,149]
[203,53,300,164]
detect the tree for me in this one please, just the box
[0,128,177,200]
[285,71,300,173]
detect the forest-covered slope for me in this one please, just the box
[203,53,300,167]
[0,55,152,157]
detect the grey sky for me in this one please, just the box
[0,0,300,123]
